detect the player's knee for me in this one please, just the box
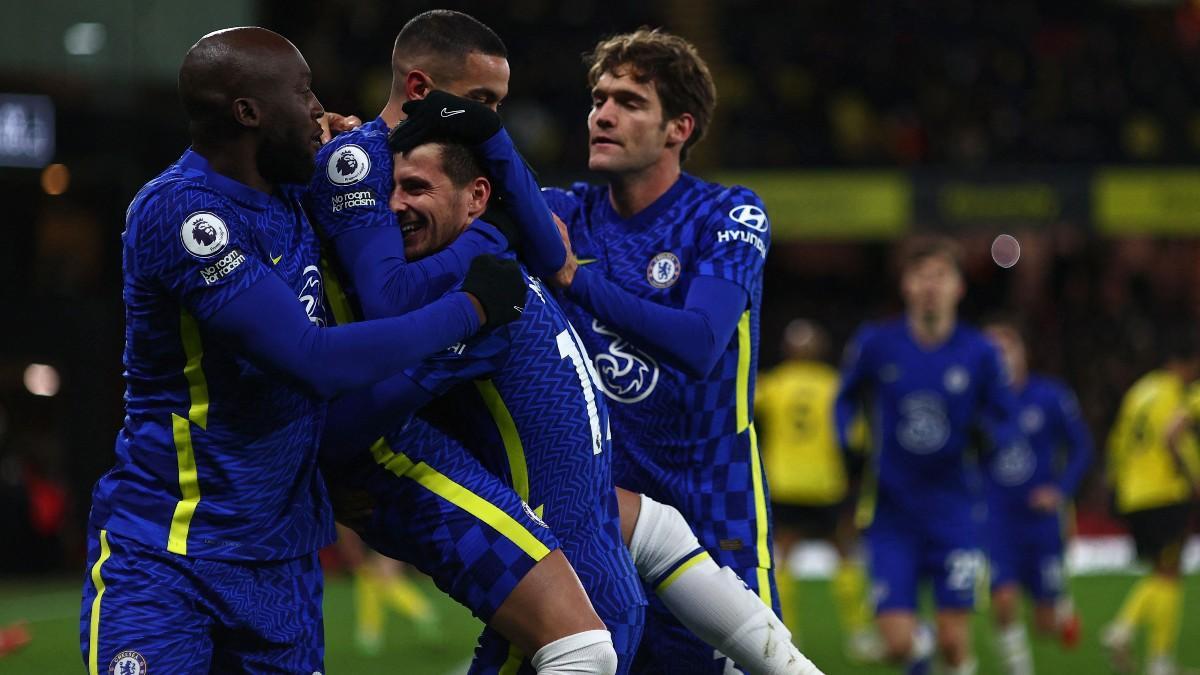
[937,631,969,664]
[530,629,617,675]
[628,493,700,582]
[880,630,913,663]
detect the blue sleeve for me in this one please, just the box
[206,272,480,400]
[330,220,507,318]
[696,187,770,295]
[566,265,746,378]
[1054,384,1093,496]
[835,328,873,450]
[319,371,433,466]
[130,185,272,321]
[977,341,1026,455]
[478,129,567,277]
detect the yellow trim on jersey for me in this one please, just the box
[757,567,773,606]
[179,311,208,428]
[168,413,201,555]
[499,644,524,675]
[168,310,207,555]
[88,529,112,675]
[749,424,773,604]
[736,311,751,433]
[855,463,879,530]
[370,439,551,560]
[321,257,357,326]
[657,551,712,592]
[475,380,531,502]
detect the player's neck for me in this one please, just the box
[192,142,272,194]
[907,313,955,348]
[380,95,407,129]
[606,159,681,219]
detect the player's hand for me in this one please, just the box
[318,111,364,144]
[462,254,526,328]
[1028,484,1064,513]
[549,212,579,288]
[480,197,522,252]
[388,90,502,152]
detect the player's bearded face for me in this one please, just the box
[257,57,324,184]
[901,255,963,321]
[587,69,673,174]
[389,145,473,261]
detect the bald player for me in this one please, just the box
[80,27,526,675]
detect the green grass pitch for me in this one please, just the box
[1,574,1197,673]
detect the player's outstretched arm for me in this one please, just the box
[563,267,747,378]
[329,221,508,320]
[206,272,480,401]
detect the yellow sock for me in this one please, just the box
[832,561,872,633]
[1146,576,1183,659]
[1115,576,1156,628]
[775,565,800,635]
[384,574,434,620]
[353,568,385,640]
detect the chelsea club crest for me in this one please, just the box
[646,252,680,289]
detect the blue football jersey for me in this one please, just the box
[305,116,393,240]
[543,175,773,578]
[90,149,335,561]
[544,175,767,450]
[984,374,1091,514]
[838,320,1021,523]
[403,273,645,619]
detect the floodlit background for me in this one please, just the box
[1,1,1199,672]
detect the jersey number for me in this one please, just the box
[557,327,606,455]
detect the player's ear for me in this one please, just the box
[232,97,262,129]
[404,69,435,102]
[664,112,695,150]
[466,176,491,219]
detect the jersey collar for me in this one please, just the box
[601,172,696,230]
[178,148,275,210]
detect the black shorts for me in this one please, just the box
[772,501,842,540]
[1126,502,1194,566]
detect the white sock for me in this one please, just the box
[996,623,1033,675]
[629,494,824,675]
[530,630,617,675]
[907,622,934,665]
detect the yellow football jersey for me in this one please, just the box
[1107,370,1200,513]
[755,360,851,505]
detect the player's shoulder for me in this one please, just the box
[687,174,768,225]
[845,319,894,361]
[311,118,391,192]
[128,168,243,236]
[956,323,1001,355]
[542,181,604,213]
